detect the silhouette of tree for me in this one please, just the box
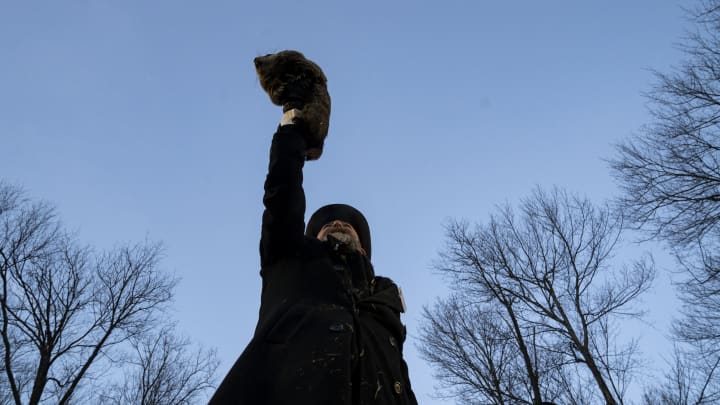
[641,345,720,405]
[98,326,219,405]
[0,182,217,404]
[419,188,654,405]
[611,1,720,399]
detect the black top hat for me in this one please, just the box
[306,204,371,258]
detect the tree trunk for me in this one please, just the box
[28,352,51,405]
[580,347,617,405]
[505,301,542,404]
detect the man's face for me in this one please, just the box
[316,220,361,245]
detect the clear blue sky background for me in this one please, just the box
[1,1,690,403]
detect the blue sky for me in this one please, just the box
[1,1,689,403]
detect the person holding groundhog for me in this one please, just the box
[209,51,417,404]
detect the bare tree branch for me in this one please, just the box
[420,187,654,405]
[0,182,217,404]
[99,325,219,405]
[612,2,720,400]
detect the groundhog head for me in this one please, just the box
[253,50,327,107]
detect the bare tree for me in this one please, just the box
[611,1,720,400]
[98,325,219,405]
[641,345,720,405]
[611,0,720,249]
[420,295,558,404]
[419,188,654,405]
[0,182,217,404]
[610,1,720,337]
[419,269,569,404]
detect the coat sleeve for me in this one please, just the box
[260,124,307,267]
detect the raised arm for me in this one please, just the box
[260,124,307,267]
[254,50,330,267]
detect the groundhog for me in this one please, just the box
[254,50,331,160]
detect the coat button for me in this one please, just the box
[389,336,397,347]
[393,381,402,394]
[329,323,345,332]
[333,264,345,271]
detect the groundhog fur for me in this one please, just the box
[254,50,331,160]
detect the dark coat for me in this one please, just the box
[210,125,417,405]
